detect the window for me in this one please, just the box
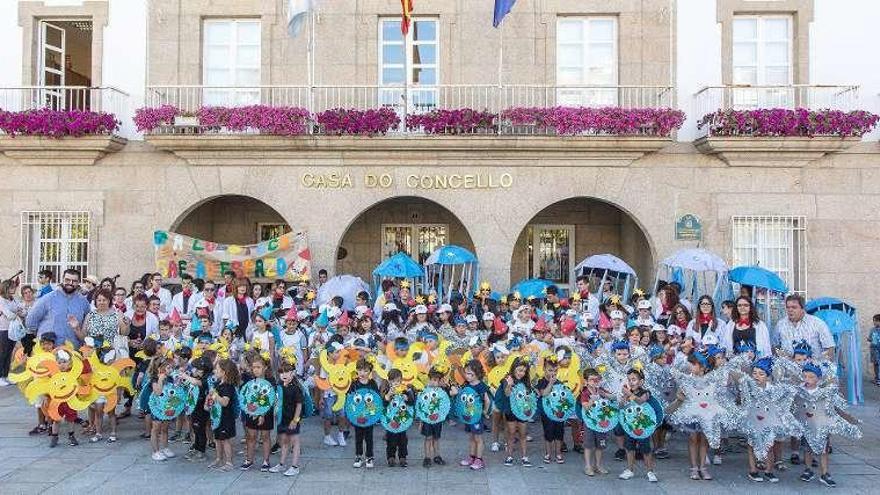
[382,224,447,265]
[203,19,261,106]
[556,17,618,106]
[21,211,90,284]
[378,18,438,113]
[731,216,806,295]
[257,223,291,242]
[527,225,574,287]
[732,15,793,108]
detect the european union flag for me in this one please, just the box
[493,0,517,28]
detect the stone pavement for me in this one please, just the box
[1,384,879,495]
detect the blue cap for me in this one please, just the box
[752,357,774,375]
[454,316,467,326]
[792,340,813,357]
[611,340,630,352]
[706,345,726,358]
[648,344,665,360]
[736,340,756,353]
[692,351,709,368]
[802,362,823,377]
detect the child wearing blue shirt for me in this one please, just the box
[868,314,880,385]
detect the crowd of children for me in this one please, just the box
[5,272,865,487]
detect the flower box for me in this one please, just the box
[0,134,127,165]
[500,107,685,137]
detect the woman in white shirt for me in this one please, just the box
[720,296,771,358]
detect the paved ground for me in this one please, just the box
[0,383,879,495]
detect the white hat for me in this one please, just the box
[328,342,344,353]
[666,325,682,336]
[383,302,398,312]
[652,323,667,333]
[701,333,720,346]
[195,299,209,309]
[468,335,483,347]
[610,310,625,320]
[255,296,271,308]
[326,306,342,319]
[354,305,369,317]
[482,312,495,321]
[565,309,577,317]
[465,314,478,324]
[637,300,652,310]
[439,303,453,313]
[414,304,428,315]
[296,310,311,321]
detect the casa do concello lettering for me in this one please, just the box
[300,172,514,190]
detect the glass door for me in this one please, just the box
[530,225,574,287]
[39,21,66,110]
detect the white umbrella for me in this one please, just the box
[316,274,370,311]
[659,248,728,273]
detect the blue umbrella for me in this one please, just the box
[813,309,856,339]
[511,278,556,300]
[729,266,788,293]
[425,245,477,265]
[373,252,423,278]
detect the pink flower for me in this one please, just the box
[0,108,119,137]
[698,108,879,137]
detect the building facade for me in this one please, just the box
[1,0,879,323]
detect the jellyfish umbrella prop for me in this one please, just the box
[574,253,638,302]
[316,274,370,311]
[807,298,863,405]
[511,278,556,300]
[654,248,732,310]
[423,245,478,303]
[372,252,423,296]
[729,266,789,336]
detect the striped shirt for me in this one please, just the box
[776,313,835,357]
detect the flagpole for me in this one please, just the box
[497,18,504,135]
[308,2,316,113]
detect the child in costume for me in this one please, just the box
[681,351,715,480]
[28,332,57,436]
[241,350,276,472]
[383,368,414,467]
[135,338,159,439]
[271,359,304,476]
[350,357,380,469]
[421,366,448,467]
[170,346,193,444]
[618,369,658,482]
[179,355,212,462]
[454,359,491,470]
[208,358,240,471]
[319,340,349,447]
[501,356,533,467]
[536,357,566,465]
[580,368,613,476]
[148,355,174,461]
[46,348,82,448]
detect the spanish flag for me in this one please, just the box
[401,0,413,35]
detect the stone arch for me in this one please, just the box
[170,194,292,245]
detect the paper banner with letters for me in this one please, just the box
[153,230,311,282]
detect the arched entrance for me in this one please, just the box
[172,195,291,245]
[509,197,653,293]
[336,196,476,283]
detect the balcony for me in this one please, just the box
[692,85,876,167]
[141,84,681,166]
[0,86,128,165]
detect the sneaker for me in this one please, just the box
[647,471,658,482]
[220,462,234,472]
[712,454,723,465]
[0,377,10,386]
[353,457,363,468]
[168,431,181,443]
[504,456,514,466]
[775,460,787,472]
[49,435,58,448]
[284,465,300,476]
[191,452,206,462]
[260,462,270,472]
[584,466,595,476]
[655,448,669,459]
[791,453,801,465]
[269,463,284,473]
[433,456,446,466]
[399,459,407,468]
[614,449,626,461]
[470,458,485,470]
[491,442,501,452]
[801,468,816,482]
[323,434,338,447]
[596,466,609,475]
[748,472,764,482]
[365,458,374,469]
[819,474,836,487]
[162,448,176,458]
[764,472,779,483]
[422,458,430,468]
[271,443,280,455]
[573,445,584,454]
[89,434,102,443]
[68,433,79,446]
[208,441,216,450]
[336,431,347,447]
[184,449,196,461]
[619,469,634,480]
[151,451,167,461]
[561,442,569,453]
[526,434,533,442]
[460,456,474,467]
[522,457,533,467]
[240,461,253,471]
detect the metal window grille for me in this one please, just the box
[20,211,90,284]
[382,224,447,265]
[731,215,806,295]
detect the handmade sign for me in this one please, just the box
[542,383,576,422]
[238,378,277,418]
[149,381,188,421]
[209,397,222,430]
[416,386,451,424]
[510,382,538,421]
[345,387,383,427]
[580,397,619,433]
[454,385,484,425]
[619,401,658,439]
[382,393,414,433]
[153,229,311,281]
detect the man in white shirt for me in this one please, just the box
[144,272,172,314]
[575,276,601,318]
[170,273,202,322]
[776,294,836,361]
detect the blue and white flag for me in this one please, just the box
[287,0,313,38]
[493,0,517,28]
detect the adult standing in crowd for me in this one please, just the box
[36,269,56,298]
[25,268,91,347]
[0,280,26,386]
[144,272,172,314]
[18,284,37,355]
[79,288,130,350]
[776,294,836,361]
[720,296,772,358]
